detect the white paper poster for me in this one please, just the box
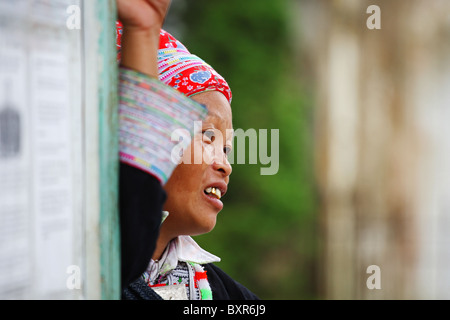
[0,0,83,299]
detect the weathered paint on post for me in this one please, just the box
[96,0,120,300]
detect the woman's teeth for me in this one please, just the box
[204,187,222,200]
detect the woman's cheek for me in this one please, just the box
[180,138,202,165]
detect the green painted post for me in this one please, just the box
[96,0,120,300]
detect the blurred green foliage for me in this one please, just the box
[169,0,318,299]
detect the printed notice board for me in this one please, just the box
[0,0,119,299]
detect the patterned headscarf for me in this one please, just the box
[116,21,232,104]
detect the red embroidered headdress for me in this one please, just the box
[116,21,232,104]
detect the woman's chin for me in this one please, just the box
[191,213,218,236]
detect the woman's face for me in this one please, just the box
[162,91,233,237]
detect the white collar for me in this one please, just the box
[144,235,220,282]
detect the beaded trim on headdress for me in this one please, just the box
[118,68,207,183]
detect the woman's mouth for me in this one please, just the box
[204,187,222,200]
[203,186,225,210]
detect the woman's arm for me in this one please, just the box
[117,0,170,291]
[116,0,208,293]
[117,0,171,77]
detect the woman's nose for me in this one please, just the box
[212,159,232,177]
[211,149,232,177]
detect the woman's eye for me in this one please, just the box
[224,146,232,155]
[203,130,215,142]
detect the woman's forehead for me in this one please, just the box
[192,91,233,128]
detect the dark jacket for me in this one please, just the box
[204,263,259,300]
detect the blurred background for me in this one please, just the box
[165,0,450,300]
[1,0,450,300]
[164,0,318,300]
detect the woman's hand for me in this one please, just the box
[117,0,171,31]
[117,0,172,77]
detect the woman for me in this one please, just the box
[117,0,258,300]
